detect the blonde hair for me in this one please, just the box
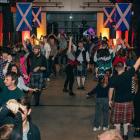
[98,129,123,140]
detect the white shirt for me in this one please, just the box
[17,76,29,91]
[44,42,51,59]
[77,48,90,64]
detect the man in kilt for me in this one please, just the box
[108,57,140,140]
[28,45,47,106]
[75,40,90,89]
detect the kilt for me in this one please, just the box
[76,64,87,77]
[111,102,134,124]
[30,72,44,89]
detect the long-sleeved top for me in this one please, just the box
[94,48,114,77]
[44,42,51,59]
[28,53,47,73]
[17,76,29,91]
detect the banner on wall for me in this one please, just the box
[32,7,41,27]
[115,3,132,31]
[16,3,32,31]
[103,7,116,28]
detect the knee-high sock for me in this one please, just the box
[114,124,121,132]
[81,77,85,86]
[123,123,129,136]
[77,77,81,87]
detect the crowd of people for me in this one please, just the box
[0,30,140,140]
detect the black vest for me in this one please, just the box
[75,49,87,64]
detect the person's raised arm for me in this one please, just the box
[123,39,133,49]
[134,57,140,71]
[68,36,72,53]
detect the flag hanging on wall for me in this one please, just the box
[32,7,41,27]
[103,7,116,28]
[115,3,132,31]
[16,3,32,31]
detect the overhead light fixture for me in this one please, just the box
[69,15,73,19]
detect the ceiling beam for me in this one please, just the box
[33,2,63,4]
[80,1,114,8]
[33,1,64,8]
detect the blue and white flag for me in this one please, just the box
[103,7,115,28]
[32,7,41,27]
[16,3,32,31]
[115,3,132,31]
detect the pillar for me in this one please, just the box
[37,12,46,39]
[2,4,14,47]
[97,12,109,39]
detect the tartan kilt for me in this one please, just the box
[30,72,44,90]
[111,102,134,124]
[76,64,87,77]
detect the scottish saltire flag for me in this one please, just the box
[32,7,41,27]
[103,7,115,28]
[16,3,32,31]
[115,3,132,31]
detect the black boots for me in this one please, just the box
[63,88,75,96]
[123,135,128,140]
[63,88,69,92]
[69,91,75,96]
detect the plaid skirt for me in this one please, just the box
[30,72,44,89]
[111,102,134,124]
[76,64,87,77]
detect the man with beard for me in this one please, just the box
[28,45,47,106]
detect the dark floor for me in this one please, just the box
[31,73,139,140]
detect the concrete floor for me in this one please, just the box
[31,73,139,140]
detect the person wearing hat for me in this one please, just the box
[109,57,140,140]
[27,45,47,106]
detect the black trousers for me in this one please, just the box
[134,92,140,127]
[64,64,75,92]
[49,56,57,76]
[33,91,41,106]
